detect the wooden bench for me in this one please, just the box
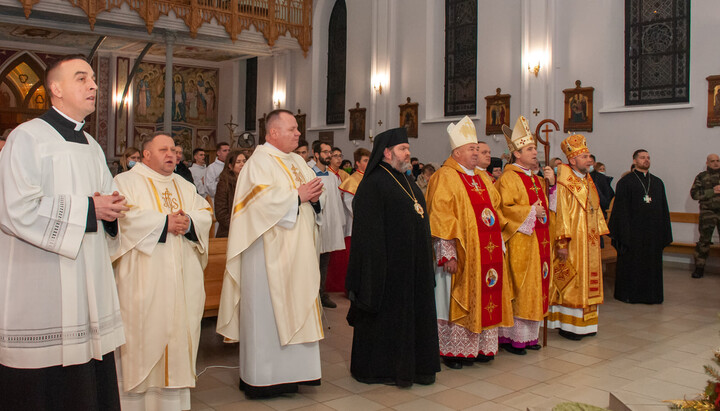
[664,212,720,256]
[203,238,226,317]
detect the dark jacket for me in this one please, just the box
[214,169,237,238]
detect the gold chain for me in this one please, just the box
[379,164,424,218]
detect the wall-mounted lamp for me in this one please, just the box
[372,73,387,95]
[525,50,546,78]
[272,90,285,107]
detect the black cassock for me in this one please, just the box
[346,161,440,387]
[608,170,672,304]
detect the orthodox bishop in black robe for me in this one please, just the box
[346,127,440,387]
[608,169,672,304]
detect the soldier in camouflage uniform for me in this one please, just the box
[690,154,720,278]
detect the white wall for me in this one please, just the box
[257,0,718,246]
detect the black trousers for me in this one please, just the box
[0,351,120,411]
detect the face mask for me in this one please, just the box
[128,160,137,168]
[553,166,558,176]
[588,165,595,173]
[343,167,353,174]
[405,169,413,176]
[599,171,605,175]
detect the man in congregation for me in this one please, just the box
[189,147,208,196]
[329,146,350,182]
[174,141,195,185]
[294,139,312,164]
[0,55,127,409]
[495,116,555,355]
[339,148,370,234]
[346,127,439,387]
[205,141,230,203]
[217,109,325,398]
[589,154,614,218]
[689,154,720,278]
[549,135,608,339]
[312,140,346,308]
[427,117,513,369]
[112,131,212,409]
[609,149,672,303]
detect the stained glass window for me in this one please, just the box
[625,0,690,105]
[326,0,346,125]
[445,0,477,116]
[245,57,257,131]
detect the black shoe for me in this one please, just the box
[321,295,337,308]
[692,267,704,278]
[558,330,583,341]
[526,344,542,350]
[414,373,436,385]
[474,354,494,362]
[442,357,463,369]
[500,343,527,355]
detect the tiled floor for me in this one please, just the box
[191,265,720,410]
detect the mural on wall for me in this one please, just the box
[132,62,218,148]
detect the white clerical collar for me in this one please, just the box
[458,163,474,175]
[264,141,284,154]
[52,106,85,131]
[515,164,533,176]
[135,161,174,182]
[572,168,586,178]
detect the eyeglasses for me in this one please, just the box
[331,154,343,158]
[320,150,332,154]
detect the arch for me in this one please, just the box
[0,51,49,131]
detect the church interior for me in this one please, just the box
[1,0,719,409]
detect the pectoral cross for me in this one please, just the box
[470,180,485,196]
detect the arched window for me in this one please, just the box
[326,0,346,125]
[625,0,690,105]
[0,53,48,131]
[445,0,477,116]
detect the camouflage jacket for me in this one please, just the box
[691,168,720,210]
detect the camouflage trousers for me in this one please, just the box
[695,209,720,267]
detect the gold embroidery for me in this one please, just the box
[233,185,269,214]
[147,178,163,212]
[484,296,497,318]
[484,240,497,255]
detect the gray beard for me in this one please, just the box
[390,155,411,173]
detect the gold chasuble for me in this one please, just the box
[427,157,513,332]
[551,164,609,318]
[217,144,324,346]
[112,163,213,392]
[495,163,553,321]
[339,170,363,196]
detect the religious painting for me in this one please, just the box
[562,80,594,133]
[133,126,155,151]
[398,97,419,138]
[349,102,366,141]
[484,88,510,135]
[319,131,334,146]
[706,75,720,128]
[295,109,307,141]
[196,128,216,151]
[172,125,194,161]
[258,113,266,145]
[115,57,129,156]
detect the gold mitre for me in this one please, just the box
[561,134,590,159]
[502,116,536,152]
[447,116,478,150]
